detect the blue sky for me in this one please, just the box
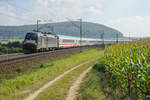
[0,0,150,37]
[102,0,150,19]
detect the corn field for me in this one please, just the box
[104,39,150,99]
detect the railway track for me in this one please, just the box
[0,48,76,65]
[0,46,98,73]
[0,51,54,65]
[0,53,24,62]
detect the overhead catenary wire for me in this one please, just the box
[66,18,80,28]
[66,18,90,35]
[36,19,55,32]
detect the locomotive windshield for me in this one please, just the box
[25,33,37,42]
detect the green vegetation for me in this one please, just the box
[10,39,24,42]
[104,39,150,99]
[77,60,125,100]
[0,48,103,100]
[0,41,22,54]
[35,58,101,100]
[77,60,106,100]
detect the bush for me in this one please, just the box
[16,68,24,73]
[93,61,105,73]
[40,64,45,68]
[6,41,23,48]
[0,41,22,54]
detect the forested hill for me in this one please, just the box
[0,21,124,39]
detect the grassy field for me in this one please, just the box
[77,60,125,100]
[0,48,103,100]
[34,57,101,100]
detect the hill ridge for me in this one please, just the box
[0,21,123,39]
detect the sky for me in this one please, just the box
[0,0,150,37]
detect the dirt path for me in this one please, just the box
[23,60,93,100]
[66,67,92,100]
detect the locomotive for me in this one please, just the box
[23,31,122,53]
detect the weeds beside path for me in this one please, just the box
[76,61,107,100]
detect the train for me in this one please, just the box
[23,31,128,53]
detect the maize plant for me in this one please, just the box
[104,39,150,99]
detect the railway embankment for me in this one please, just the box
[0,48,103,100]
[0,47,95,73]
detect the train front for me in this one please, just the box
[23,32,38,53]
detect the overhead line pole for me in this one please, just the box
[79,19,82,52]
[129,33,130,42]
[116,32,119,43]
[37,20,54,33]
[66,18,84,52]
[100,30,104,46]
[37,20,41,32]
[103,30,105,46]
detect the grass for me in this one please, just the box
[77,60,126,100]
[0,48,103,100]
[34,57,101,100]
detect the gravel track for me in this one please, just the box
[66,67,92,100]
[23,59,93,100]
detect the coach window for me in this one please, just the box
[63,39,74,43]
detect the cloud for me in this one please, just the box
[28,0,103,21]
[0,4,35,25]
[0,5,20,25]
[0,0,104,25]
[103,16,150,37]
[0,0,12,2]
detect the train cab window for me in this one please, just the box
[25,33,38,42]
